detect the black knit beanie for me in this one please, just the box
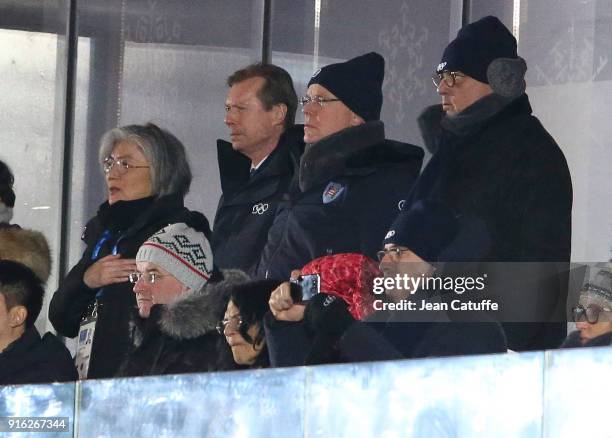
[307,52,384,121]
[383,201,459,264]
[438,16,518,84]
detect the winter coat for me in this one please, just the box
[49,194,212,378]
[560,330,612,349]
[0,327,77,385]
[255,121,424,280]
[264,298,507,367]
[212,126,304,273]
[118,270,249,377]
[413,94,573,351]
[0,224,52,282]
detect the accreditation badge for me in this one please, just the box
[75,303,98,379]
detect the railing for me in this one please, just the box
[1,346,610,437]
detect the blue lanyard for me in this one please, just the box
[90,230,124,299]
[91,230,113,261]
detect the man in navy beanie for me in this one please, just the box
[263,199,507,367]
[255,52,424,280]
[403,16,573,351]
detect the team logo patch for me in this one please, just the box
[322,182,346,204]
[397,199,407,211]
[437,62,447,73]
[385,230,396,239]
[252,203,269,215]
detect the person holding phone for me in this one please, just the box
[266,202,507,367]
[265,253,381,366]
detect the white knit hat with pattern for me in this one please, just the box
[136,223,213,291]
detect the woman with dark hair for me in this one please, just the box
[218,279,281,368]
[49,123,208,379]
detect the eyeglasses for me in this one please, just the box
[102,156,150,175]
[129,272,167,284]
[299,95,341,109]
[376,247,413,262]
[216,315,244,334]
[572,304,612,324]
[432,71,466,89]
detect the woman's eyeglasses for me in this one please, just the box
[102,156,150,175]
[216,315,244,334]
[572,304,612,324]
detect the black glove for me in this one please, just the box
[303,294,355,365]
[304,293,355,337]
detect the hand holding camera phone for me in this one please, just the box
[289,274,321,302]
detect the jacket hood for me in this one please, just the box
[299,121,424,192]
[158,269,250,339]
[217,125,305,195]
[0,226,51,282]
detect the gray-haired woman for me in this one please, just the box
[49,123,211,379]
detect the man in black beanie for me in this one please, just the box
[404,16,573,351]
[254,52,424,280]
[262,199,507,367]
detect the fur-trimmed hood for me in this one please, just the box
[298,121,424,192]
[0,225,51,282]
[157,269,250,340]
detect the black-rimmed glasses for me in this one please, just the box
[572,304,612,324]
[432,71,466,89]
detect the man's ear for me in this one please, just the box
[9,306,27,328]
[273,103,287,127]
[350,112,365,127]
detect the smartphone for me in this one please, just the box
[290,274,321,301]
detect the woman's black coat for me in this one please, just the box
[49,194,211,378]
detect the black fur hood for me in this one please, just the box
[149,269,250,341]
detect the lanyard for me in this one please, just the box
[91,230,113,261]
[90,230,125,299]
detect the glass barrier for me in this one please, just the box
[2,347,610,437]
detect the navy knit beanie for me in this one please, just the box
[438,16,518,84]
[308,52,384,122]
[383,201,459,263]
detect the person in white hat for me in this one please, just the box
[118,222,248,377]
